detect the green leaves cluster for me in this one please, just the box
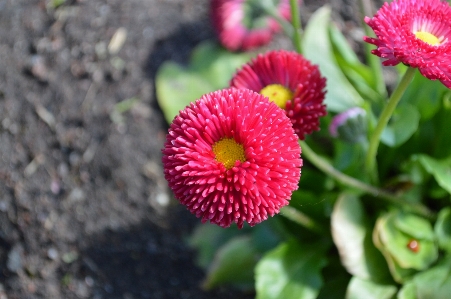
[156,42,251,123]
[156,3,451,299]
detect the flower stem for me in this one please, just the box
[289,0,302,53]
[300,140,434,219]
[364,67,416,182]
[281,206,328,234]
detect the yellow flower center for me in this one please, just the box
[212,138,246,170]
[414,31,440,46]
[260,84,293,109]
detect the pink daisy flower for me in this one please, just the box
[162,88,302,228]
[210,0,294,51]
[364,0,451,88]
[230,50,327,140]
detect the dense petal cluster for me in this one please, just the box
[162,88,302,228]
[210,0,293,51]
[364,0,451,88]
[230,50,327,140]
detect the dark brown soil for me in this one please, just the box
[0,0,368,298]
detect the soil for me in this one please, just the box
[0,0,369,298]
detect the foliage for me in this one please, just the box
[156,1,451,298]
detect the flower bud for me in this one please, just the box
[329,107,367,143]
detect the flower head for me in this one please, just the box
[211,0,293,51]
[162,88,302,228]
[364,0,451,88]
[329,107,367,143]
[230,50,327,140]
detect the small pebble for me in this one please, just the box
[7,245,23,273]
[47,248,59,260]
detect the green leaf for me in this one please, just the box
[380,104,420,147]
[373,214,416,283]
[394,213,436,241]
[346,277,397,299]
[435,208,451,253]
[375,211,438,277]
[48,0,66,9]
[398,256,451,299]
[289,190,330,221]
[333,141,367,178]
[329,25,384,103]
[413,154,451,194]
[317,261,351,299]
[397,282,416,299]
[302,5,364,113]
[203,236,257,290]
[331,193,390,282]
[189,42,252,88]
[155,62,214,123]
[251,218,283,253]
[155,41,251,123]
[255,240,327,299]
[431,94,451,158]
[188,223,243,268]
[400,70,446,120]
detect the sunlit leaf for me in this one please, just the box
[398,256,451,299]
[302,5,364,113]
[155,62,213,123]
[330,25,385,103]
[345,277,397,299]
[255,240,327,299]
[374,211,438,283]
[373,214,416,283]
[331,193,390,282]
[397,282,416,299]
[155,40,251,123]
[394,213,435,241]
[190,42,252,88]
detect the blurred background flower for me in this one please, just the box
[210,0,295,51]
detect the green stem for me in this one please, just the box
[280,206,328,234]
[364,67,416,182]
[289,0,302,53]
[300,140,434,219]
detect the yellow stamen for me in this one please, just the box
[260,84,293,109]
[212,138,246,170]
[415,31,440,46]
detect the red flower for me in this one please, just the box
[230,50,327,140]
[364,0,451,88]
[162,88,302,228]
[210,0,293,51]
